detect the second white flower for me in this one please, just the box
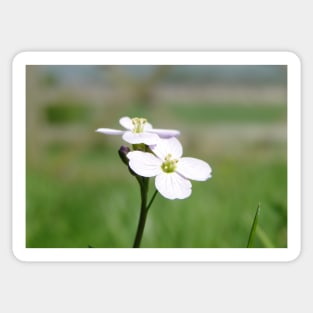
[127,137,212,200]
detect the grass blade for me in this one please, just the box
[247,203,261,248]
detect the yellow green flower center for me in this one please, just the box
[161,154,178,173]
[132,117,147,133]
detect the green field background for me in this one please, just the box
[26,65,287,248]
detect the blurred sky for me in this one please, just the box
[38,65,287,87]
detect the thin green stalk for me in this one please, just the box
[146,189,158,211]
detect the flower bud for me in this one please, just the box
[118,145,131,166]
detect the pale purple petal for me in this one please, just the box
[96,128,124,135]
[176,157,212,181]
[155,172,192,200]
[122,131,159,145]
[128,151,162,177]
[119,116,133,130]
[148,128,180,138]
[150,137,183,160]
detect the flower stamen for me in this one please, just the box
[161,154,178,173]
[131,117,147,133]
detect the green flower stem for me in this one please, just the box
[132,179,158,248]
[133,177,149,248]
[130,144,159,248]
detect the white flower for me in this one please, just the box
[127,137,212,200]
[96,116,180,145]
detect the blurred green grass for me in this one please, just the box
[168,102,286,124]
[26,102,287,248]
[26,155,287,248]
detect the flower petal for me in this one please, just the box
[143,122,153,131]
[96,128,124,135]
[148,129,180,138]
[155,172,192,200]
[128,151,162,177]
[122,131,159,145]
[176,157,212,181]
[150,137,183,160]
[119,116,133,130]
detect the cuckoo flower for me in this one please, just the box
[127,137,212,200]
[96,116,180,145]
